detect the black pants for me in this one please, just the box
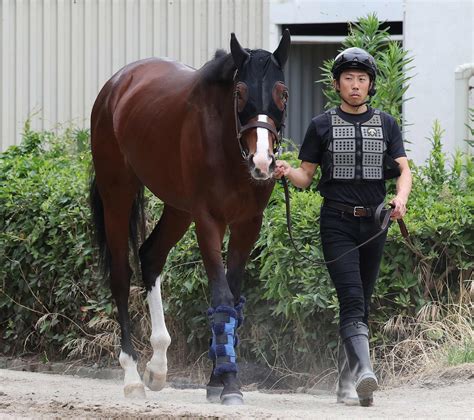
[320,205,388,328]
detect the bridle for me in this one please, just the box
[232,75,286,159]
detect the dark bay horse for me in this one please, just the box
[89,31,290,405]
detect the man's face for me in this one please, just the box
[334,69,372,106]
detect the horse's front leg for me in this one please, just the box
[205,215,263,402]
[226,215,263,299]
[195,215,243,405]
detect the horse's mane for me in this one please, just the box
[200,49,237,84]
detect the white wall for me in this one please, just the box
[269,0,403,48]
[0,0,270,151]
[403,0,474,165]
[270,0,403,24]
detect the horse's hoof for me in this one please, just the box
[221,393,244,406]
[143,366,167,391]
[206,385,224,403]
[124,382,146,398]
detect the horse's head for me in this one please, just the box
[231,30,290,181]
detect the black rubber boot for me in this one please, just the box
[336,341,359,405]
[341,322,378,407]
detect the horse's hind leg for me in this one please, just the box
[94,184,145,398]
[100,183,146,398]
[139,204,192,391]
[91,122,145,397]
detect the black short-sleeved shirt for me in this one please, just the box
[298,106,407,206]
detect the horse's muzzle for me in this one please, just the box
[249,153,276,180]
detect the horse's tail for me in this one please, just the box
[129,186,146,274]
[89,172,145,279]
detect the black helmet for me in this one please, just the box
[332,47,377,96]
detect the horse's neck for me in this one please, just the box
[192,82,255,187]
[202,83,239,152]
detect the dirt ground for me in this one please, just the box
[0,365,473,419]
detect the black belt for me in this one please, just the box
[323,199,376,217]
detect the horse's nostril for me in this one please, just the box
[269,156,276,171]
[254,167,262,177]
[247,154,255,167]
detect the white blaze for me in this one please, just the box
[253,114,273,175]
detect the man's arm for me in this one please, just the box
[390,157,412,219]
[274,161,318,189]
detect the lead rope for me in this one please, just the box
[280,176,395,266]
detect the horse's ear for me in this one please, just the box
[273,29,291,68]
[230,33,250,70]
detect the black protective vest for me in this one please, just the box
[320,108,400,185]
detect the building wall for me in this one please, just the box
[0,0,270,151]
[2,0,472,163]
[403,0,474,164]
[270,0,474,164]
[269,0,403,24]
[269,0,405,145]
[284,43,341,145]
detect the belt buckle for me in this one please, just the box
[353,206,364,217]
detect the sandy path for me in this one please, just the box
[0,368,472,419]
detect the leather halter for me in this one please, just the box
[233,86,286,159]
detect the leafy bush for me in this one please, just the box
[0,125,112,355]
[0,121,472,377]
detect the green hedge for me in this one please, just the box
[0,128,108,354]
[1,125,472,372]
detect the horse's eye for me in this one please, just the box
[235,82,248,112]
[272,82,288,111]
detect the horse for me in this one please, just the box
[89,30,291,405]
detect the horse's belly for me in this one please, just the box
[125,145,191,212]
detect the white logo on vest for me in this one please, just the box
[367,128,377,137]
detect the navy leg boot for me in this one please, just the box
[207,303,242,404]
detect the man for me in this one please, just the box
[274,47,412,406]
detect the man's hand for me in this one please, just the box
[274,160,292,179]
[389,195,407,219]
[390,157,412,220]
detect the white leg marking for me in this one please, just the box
[119,351,145,398]
[254,114,273,175]
[144,276,171,391]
